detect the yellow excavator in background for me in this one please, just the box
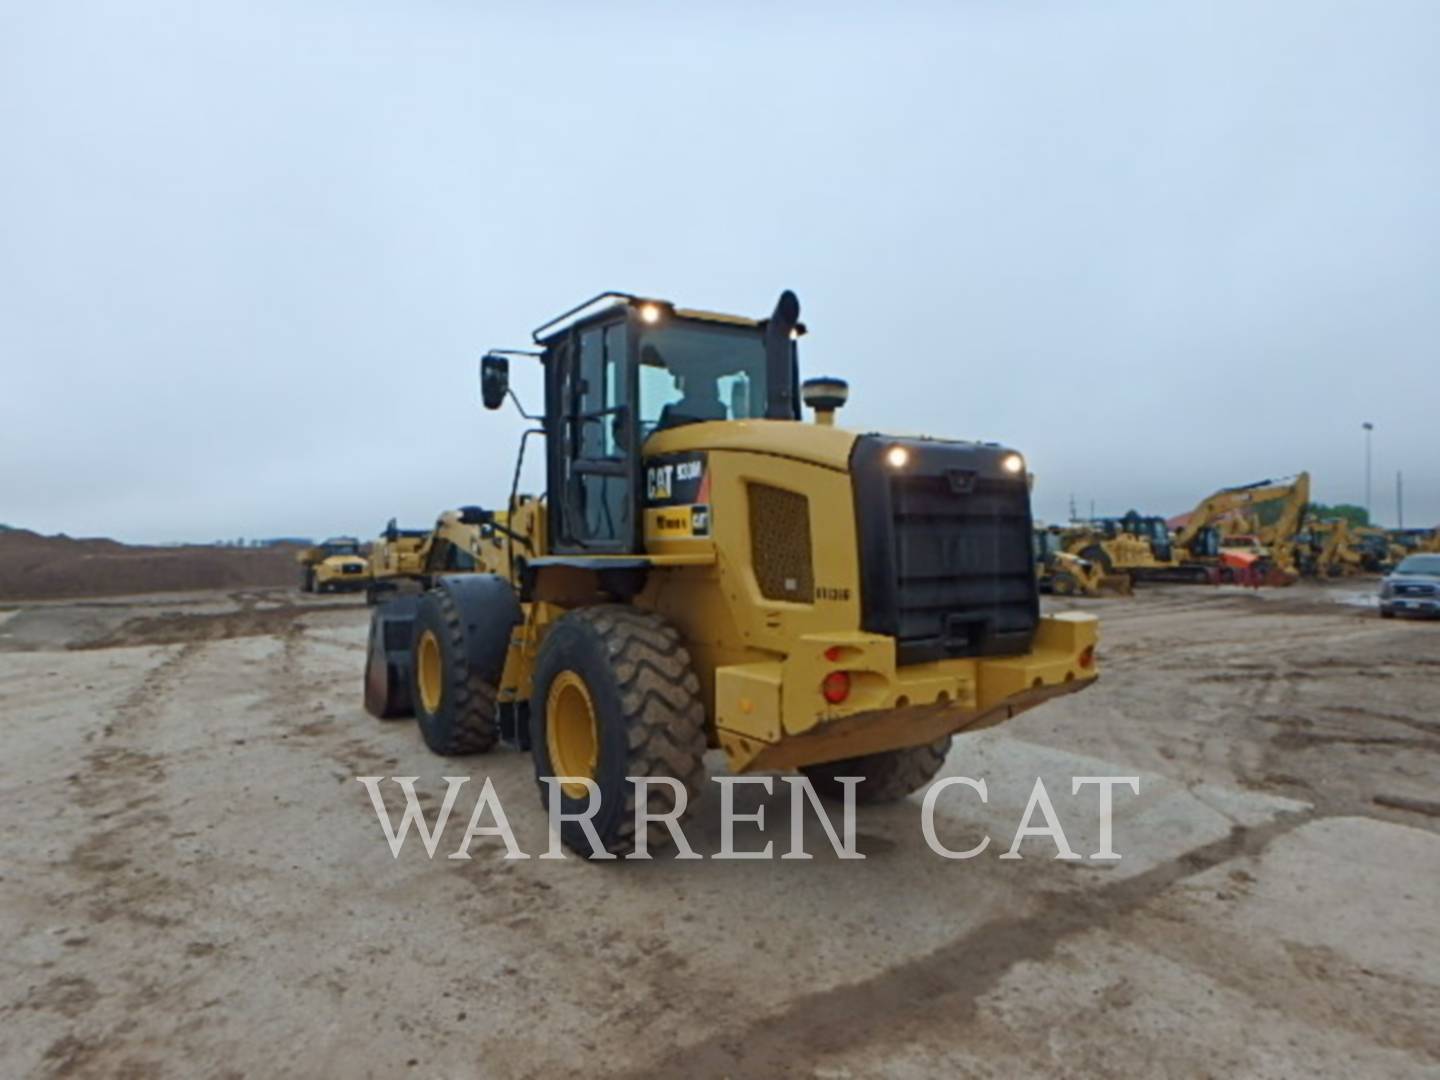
[1297,518,1366,578]
[1354,526,1403,572]
[1173,473,1310,585]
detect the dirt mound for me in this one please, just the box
[0,527,304,601]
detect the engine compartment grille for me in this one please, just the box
[748,483,814,602]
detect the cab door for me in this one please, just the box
[547,318,636,552]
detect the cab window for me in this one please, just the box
[637,322,767,437]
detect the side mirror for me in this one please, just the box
[480,354,510,410]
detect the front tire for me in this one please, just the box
[409,589,499,755]
[801,736,952,804]
[531,606,707,858]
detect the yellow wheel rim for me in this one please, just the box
[417,629,443,714]
[546,671,598,799]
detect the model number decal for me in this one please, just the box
[645,453,708,507]
[815,586,851,602]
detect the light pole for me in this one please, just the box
[1362,421,1374,524]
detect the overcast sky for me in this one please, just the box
[2,1,1436,543]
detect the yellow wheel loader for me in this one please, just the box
[369,519,429,581]
[1034,526,1131,596]
[297,537,370,594]
[363,291,1100,857]
[1064,513,1216,584]
[363,508,516,605]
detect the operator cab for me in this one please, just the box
[320,537,361,558]
[1105,512,1174,562]
[481,291,805,555]
[1033,526,1065,563]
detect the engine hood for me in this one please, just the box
[642,419,859,471]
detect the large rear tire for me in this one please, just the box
[531,606,707,858]
[801,736,952,804]
[409,588,499,755]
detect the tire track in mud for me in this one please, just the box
[628,596,1432,1077]
[619,810,1315,1079]
[22,637,221,1073]
[1205,622,1440,824]
[32,605,356,1070]
[92,640,204,742]
[258,608,399,780]
[55,637,211,951]
[71,591,361,651]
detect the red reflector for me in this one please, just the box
[824,646,842,662]
[1079,646,1095,670]
[821,670,851,704]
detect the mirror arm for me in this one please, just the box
[508,388,543,423]
[486,518,534,553]
[459,503,535,553]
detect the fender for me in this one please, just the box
[434,573,523,682]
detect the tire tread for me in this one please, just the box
[544,605,708,856]
[417,587,499,756]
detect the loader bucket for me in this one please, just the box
[363,596,420,719]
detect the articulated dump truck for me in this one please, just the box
[364,290,1100,856]
[298,537,369,594]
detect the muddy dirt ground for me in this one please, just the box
[2,583,1437,1077]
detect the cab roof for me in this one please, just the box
[531,292,786,345]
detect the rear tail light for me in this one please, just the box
[821,670,851,704]
[1079,645,1096,670]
